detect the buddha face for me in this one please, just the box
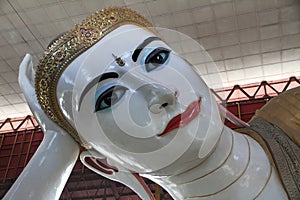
[57,25,223,173]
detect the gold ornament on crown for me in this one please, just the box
[35,7,152,148]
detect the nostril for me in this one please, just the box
[160,103,168,108]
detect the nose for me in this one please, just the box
[136,84,177,114]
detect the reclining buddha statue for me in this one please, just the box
[4,7,299,200]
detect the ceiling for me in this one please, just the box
[0,0,299,119]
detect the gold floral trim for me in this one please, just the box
[35,7,152,148]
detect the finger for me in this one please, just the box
[19,54,36,98]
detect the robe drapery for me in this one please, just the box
[237,86,300,200]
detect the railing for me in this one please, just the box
[0,116,39,133]
[213,76,299,103]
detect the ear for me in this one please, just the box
[19,54,35,87]
[80,150,155,200]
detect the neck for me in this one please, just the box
[144,127,287,200]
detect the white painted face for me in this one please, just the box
[57,25,223,173]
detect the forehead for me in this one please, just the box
[84,24,155,68]
[73,25,171,86]
[73,25,164,84]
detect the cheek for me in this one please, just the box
[128,92,151,126]
[96,111,116,126]
[148,66,205,107]
[100,91,167,138]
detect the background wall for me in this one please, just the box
[0,0,299,118]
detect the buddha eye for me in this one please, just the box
[95,85,127,112]
[145,47,170,72]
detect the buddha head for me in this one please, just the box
[33,7,223,174]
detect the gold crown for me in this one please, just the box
[35,7,152,148]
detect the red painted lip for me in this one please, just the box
[158,97,202,137]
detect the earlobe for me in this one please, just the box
[80,150,155,200]
[80,150,118,175]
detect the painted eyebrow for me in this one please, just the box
[132,36,161,62]
[78,72,119,111]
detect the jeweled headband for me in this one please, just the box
[35,7,152,148]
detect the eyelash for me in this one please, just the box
[94,85,127,112]
[144,47,171,72]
